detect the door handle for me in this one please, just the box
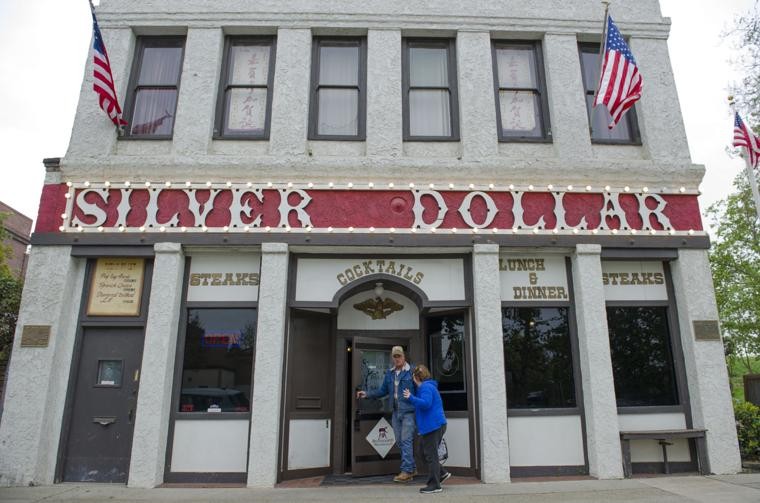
[93,416,116,426]
[128,408,134,424]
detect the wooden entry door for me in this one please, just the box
[350,336,413,477]
[61,327,144,482]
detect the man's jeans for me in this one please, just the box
[392,411,416,473]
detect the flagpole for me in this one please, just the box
[589,1,612,135]
[742,153,760,225]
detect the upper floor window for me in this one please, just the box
[402,38,459,141]
[125,36,185,138]
[308,37,367,140]
[215,37,276,139]
[492,41,550,141]
[578,43,640,144]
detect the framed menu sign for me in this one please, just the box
[87,258,145,316]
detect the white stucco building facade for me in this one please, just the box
[0,0,740,488]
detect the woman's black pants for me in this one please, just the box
[421,424,447,488]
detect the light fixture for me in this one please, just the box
[374,282,385,298]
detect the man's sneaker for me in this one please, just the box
[393,471,414,482]
[420,485,442,494]
[440,471,452,483]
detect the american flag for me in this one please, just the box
[593,15,643,129]
[90,1,127,127]
[733,112,760,169]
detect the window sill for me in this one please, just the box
[173,411,251,420]
[507,407,580,417]
[213,136,270,141]
[118,135,173,141]
[307,136,366,142]
[617,405,683,414]
[590,139,643,146]
[499,137,553,144]
[403,137,461,142]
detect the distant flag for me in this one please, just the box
[733,112,760,169]
[89,0,127,128]
[593,14,643,129]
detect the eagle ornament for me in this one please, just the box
[353,296,404,320]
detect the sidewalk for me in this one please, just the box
[0,474,759,502]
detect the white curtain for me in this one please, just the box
[317,45,359,135]
[409,47,451,136]
[131,46,182,135]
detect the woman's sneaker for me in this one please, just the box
[420,485,442,494]
[440,471,452,483]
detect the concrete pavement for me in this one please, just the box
[0,475,759,502]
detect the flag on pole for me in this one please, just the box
[89,1,127,127]
[593,14,643,129]
[733,112,760,169]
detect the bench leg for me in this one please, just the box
[659,441,671,475]
[621,439,632,478]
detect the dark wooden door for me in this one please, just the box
[351,336,412,477]
[62,327,144,482]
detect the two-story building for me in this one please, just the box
[0,0,741,488]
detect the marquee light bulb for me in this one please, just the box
[206,181,212,187]
[139,226,146,232]
[287,182,293,188]
[181,226,187,232]
[679,187,686,193]
[124,181,131,187]
[390,227,396,233]
[59,226,65,232]
[388,182,395,188]
[66,181,73,187]
[244,226,250,232]
[118,226,125,233]
[348,182,354,189]
[84,181,91,187]
[604,185,611,192]
[160,226,166,232]
[307,182,314,188]
[429,183,435,189]
[468,183,475,190]
[186,181,192,187]
[585,185,592,191]
[489,183,495,190]
[368,182,374,189]
[226,181,232,187]
[449,183,455,189]
[567,185,573,191]
[145,181,151,187]
[409,182,415,188]
[104,181,111,187]
[509,184,515,190]
[547,184,553,190]
[267,182,273,188]
[642,186,649,193]
[528,184,534,191]
[624,186,630,192]
[247,182,253,188]
[328,182,334,188]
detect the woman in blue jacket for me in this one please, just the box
[403,364,450,494]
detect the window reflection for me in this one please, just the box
[179,308,256,413]
[427,314,468,411]
[502,307,576,408]
[607,306,678,407]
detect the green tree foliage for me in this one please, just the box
[0,213,24,360]
[734,401,760,460]
[728,1,760,119]
[706,173,760,378]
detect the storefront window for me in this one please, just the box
[178,308,257,413]
[426,314,467,411]
[607,306,678,407]
[502,307,576,408]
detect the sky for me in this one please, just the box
[0,0,755,230]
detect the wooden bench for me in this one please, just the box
[619,429,707,478]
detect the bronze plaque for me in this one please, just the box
[87,258,145,317]
[693,320,721,341]
[20,325,51,347]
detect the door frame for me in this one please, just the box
[348,334,421,477]
[55,256,153,483]
[331,329,424,475]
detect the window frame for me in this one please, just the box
[491,40,552,143]
[214,36,277,140]
[577,42,641,145]
[501,258,583,417]
[308,37,367,141]
[603,261,690,415]
[402,37,460,142]
[122,36,186,140]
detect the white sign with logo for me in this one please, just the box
[187,253,261,302]
[601,261,667,301]
[295,258,465,302]
[366,417,396,458]
[499,255,570,302]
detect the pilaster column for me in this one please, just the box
[571,244,623,479]
[0,247,85,486]
[457,31,498,159]
[247,243,289,487]
[367,29,402,158]
[670,250,741,474]
[128,243,185,487]
[472,244,510,483]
